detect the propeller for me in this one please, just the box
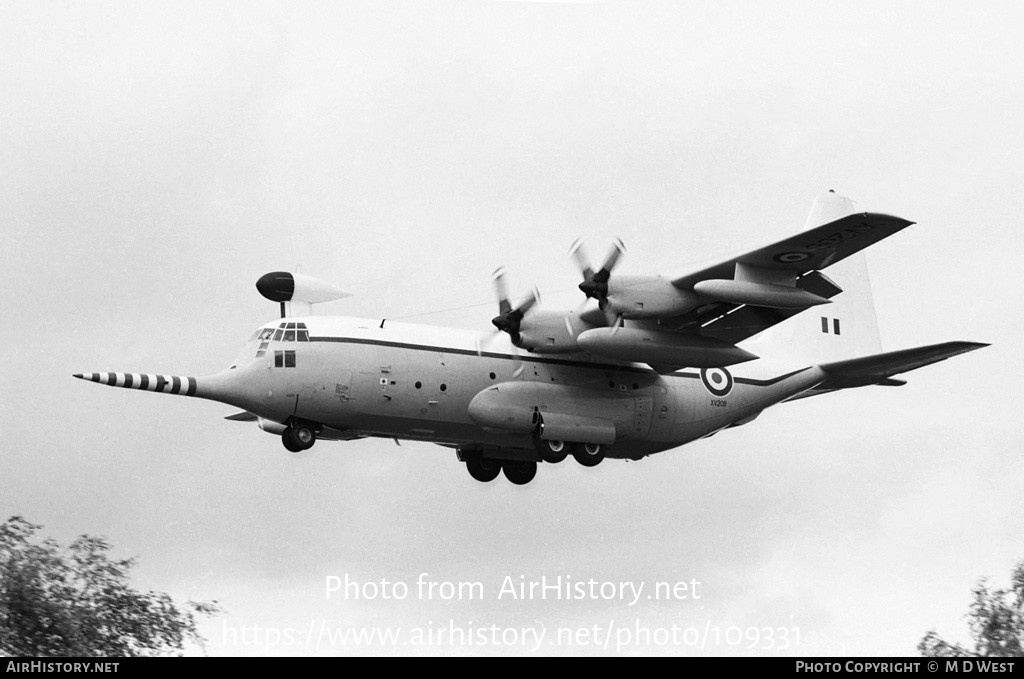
[476,268,535,379]
[489,268,539,346]
[570,238,625,308]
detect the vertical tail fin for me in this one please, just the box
[743,192,885,364]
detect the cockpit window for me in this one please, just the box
[255,322,309,344]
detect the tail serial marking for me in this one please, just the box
[73,373,197,397]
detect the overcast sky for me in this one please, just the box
[2,0,1022,656]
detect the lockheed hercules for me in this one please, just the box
[75,192,986,485]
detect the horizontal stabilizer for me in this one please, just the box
[818,341,988,388]
[786,341,987,402]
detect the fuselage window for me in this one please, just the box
[273,350,297,368]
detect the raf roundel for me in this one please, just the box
[772,251,811,264]
[700,367,734,397]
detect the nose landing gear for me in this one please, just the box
[282,421,317,452]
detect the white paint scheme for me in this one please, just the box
[73,193,987,484]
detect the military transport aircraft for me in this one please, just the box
[74,192,986,485]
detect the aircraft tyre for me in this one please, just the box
[282,424,316,452]
[466,454,501,483]
[502,460,537,485]
[282,428,303,452]
[534,438,568,464]
[572,442,606,467]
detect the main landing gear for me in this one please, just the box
[462,439,610,485]
[282,421,317,452]
[535,438,606,467]
[464,452,537,486]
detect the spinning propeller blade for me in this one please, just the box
[572,238,625,306]
[489,268,539,346]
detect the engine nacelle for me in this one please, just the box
[516,309,595,354]
[577,327,758,368]
[603,275,700,319]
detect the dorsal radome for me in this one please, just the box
[256,272,351,317]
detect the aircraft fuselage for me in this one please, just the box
[195,315,825,460]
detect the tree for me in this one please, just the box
[0,516,219,657]
[919,561,1024,657]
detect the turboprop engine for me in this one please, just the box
[571,239,698,321]
[515,309,600,354]
[486,269,602,354]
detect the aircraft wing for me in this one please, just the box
[671,212,914,290]
[786,341,989,401]
[683,269,844,345]
[660,211,913,345]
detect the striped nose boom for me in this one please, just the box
[73,372,197,397]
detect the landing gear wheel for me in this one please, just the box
[282,428,303,453]
[292,423,316,450]
[572,442,606,467]
[502,460,537,485]
[466,455,501,483]
[534,438,568,464]
[282,424,316,453]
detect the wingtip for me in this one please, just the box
[945,341,991,355]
